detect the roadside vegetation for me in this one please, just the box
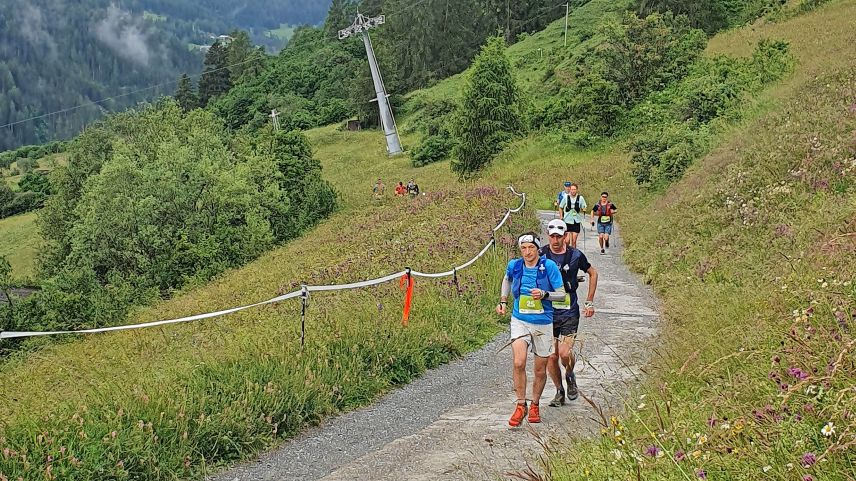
[1,0,853,479]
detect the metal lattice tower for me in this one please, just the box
[339,12,403,156]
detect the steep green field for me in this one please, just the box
[1,1,854,479]
[0,212,40,282]
[536,2,856,479]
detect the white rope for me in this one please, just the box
[0,291,303,339]
[306,270,406,292]
[0,186,526,339]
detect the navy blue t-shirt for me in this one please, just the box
[539,246,591,318]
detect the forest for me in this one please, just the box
[0,0,331,151]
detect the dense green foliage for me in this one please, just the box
[629,39,793,186]
[636,0,787,34]
[451,37,524,177]
[209,27,363,132]
[0,100,336,347]
[0,0,199,150]
[0,142,64,170]
[535,12,707,138]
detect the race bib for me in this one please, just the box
[553,293,572,310]
[600,215,612,223]
[519,295,544,314]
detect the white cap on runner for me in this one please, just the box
[547,219,567,236]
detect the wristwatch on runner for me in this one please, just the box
[583,301,594,310]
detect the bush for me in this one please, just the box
[631,121,709,186]
[17,100,337,338]
[412,134,454,167]
[536,74,624,136]
[18,172,51,196]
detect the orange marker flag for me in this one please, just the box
[399,271,414,326]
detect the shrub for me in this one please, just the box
[630,121,709,186]
[412,134,454,167]
[536,74,624,136]
[17,101,337,338]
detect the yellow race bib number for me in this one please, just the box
[553,294,572,310]
[519,294,544,314]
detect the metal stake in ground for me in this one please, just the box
[300,285,309,349]
[338,12,403,156]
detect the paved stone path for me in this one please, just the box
[211,212,658,481]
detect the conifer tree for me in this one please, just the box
[174,73,198,112]
[451,36,523,177]
[198,42,232,106]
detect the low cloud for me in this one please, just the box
[19,4,58,57]
[93,4,152,66]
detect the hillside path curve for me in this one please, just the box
[210,211,659,481]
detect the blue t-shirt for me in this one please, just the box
[505,258,564,325]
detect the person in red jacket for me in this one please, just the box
[591,192,617,255]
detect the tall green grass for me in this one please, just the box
[0,122,547,478]
[525,2,856,479]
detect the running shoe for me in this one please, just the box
[549,389,566,407]
[600,248,605,255]
[566,371,579,400]
[509,401,528,427]
[528,403,542,423]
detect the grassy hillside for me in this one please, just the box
[0,117,551,479]
[1,1,854,479]
[0,212,40,282]
[535,1,856,479]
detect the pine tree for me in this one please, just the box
[451,36,523,177]
[174,73,198,112]
[197,42,232,106]
[226,31,255,84]
[324,0,353,39]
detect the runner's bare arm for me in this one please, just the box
[585,266,598,308]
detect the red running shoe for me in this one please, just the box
[509,401,528,427]
[528,403,542,423]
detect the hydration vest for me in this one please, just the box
[510,256,555,298]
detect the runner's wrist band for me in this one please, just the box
[584,301,594,309]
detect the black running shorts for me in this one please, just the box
[566,222,581,233]
[553,316,580,338]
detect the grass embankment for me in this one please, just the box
[2,1,853,479]
[0,212,40,283]
[528,2,856,479]
[0,123,555,479]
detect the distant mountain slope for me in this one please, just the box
[0,0,331,151]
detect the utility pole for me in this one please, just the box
[339,12,403,156]
[563,3,569,47]
[269,109,281,131]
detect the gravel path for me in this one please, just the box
[210,212,659,481]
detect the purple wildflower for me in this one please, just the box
[803,475,815,481]
[645,445,660,457]
[802,452,817,467]
[696,469,707,479]
[788,367,810,380]
[707,417,717,428]
[674,450,686,461]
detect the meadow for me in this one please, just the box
[1,0,854,479]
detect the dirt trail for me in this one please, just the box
[211,212,658,481]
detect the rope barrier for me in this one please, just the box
[0,187,526,340]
